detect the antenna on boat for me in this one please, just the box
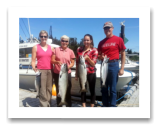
[120,21,125,26]
[28,18,32,43]
[119,21,125,43]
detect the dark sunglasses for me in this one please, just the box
[61,40,68,43]
[40,36,47,38]
[104,27,111,30]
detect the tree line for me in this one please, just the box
[19,36,139,61]
[126,48,139,61]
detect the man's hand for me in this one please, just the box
[118,69,124,76]
[98,53,105,60]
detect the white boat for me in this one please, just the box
[19,39,59,90]
[119,54,139,74]
[71,63,136,96]
[19,64,136,96]
[19,39,59,67]
[19,40,136,96]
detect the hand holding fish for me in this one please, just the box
[100,53,105,60]
[84,55,89,60]
[57,61,63,66]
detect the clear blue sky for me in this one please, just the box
[19,18,139,52]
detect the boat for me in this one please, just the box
[119,54,139,74]
[19,39,59,68]
[19,38,60,90]
[19,40,136,96]
[70,63,136,96]
[19,41,137,96]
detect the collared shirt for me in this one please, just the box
[52,47,75,74]
[76,46,98,74]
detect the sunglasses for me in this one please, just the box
[40,36,47,38]
[104,27,111,30]
[61,40,68,43]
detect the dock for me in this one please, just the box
[19,84,139,107]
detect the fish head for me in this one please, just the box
[60,63,68,72]
[79,56,85,64]
[103,55,109,63]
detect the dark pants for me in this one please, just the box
[101,61,119,107]
[80,73,96,104]
[38,69,53,107]
[53,73,72,107]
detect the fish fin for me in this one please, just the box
[79,89,81,93]
[36,95,39,99]
[58,102,68,107]
[57,93,61,97]
[59,72,63,78]
[29,88,36,92]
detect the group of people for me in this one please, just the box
[31,21,126,107]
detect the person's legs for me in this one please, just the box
[65,73,72,107]
[108,61,119,107]
[46,70,53,106]
[39,70,50,107]
[87,73,96,107]
[100,69,110,107]
[53,73,61,107]
[79,79,87,107]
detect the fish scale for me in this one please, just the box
[100,55,109,88]
[58,63,68,106]
[78,56,88,92]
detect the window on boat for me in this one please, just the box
[19,48,32,58]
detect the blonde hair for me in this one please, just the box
[39,30,48,38]
[61,35,70,41]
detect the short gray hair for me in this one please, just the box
[39,30,48,38]
[61,35,70,41]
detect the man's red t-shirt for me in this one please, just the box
[97,35,126,60]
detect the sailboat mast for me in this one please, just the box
[28,18,32,43]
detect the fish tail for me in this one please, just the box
[80,89,88,93]
[58,102,68,107]
[101,85,107,88]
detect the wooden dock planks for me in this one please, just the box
[117,88,139,107]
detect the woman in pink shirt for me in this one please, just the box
[32,30,54,107]
[51,35,75,107]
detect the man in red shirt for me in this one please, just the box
[98,21,126,107]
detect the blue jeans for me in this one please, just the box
[101,61,119,107]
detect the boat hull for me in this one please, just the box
[70,70,135,96]
[19,67,136,96]
[19,69,36,90]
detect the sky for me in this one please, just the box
[8,6,151,118]
[19,18,139,52]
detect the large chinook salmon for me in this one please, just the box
[58,63,68,106]
[100,55,109,88]
[78,56,88,92]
